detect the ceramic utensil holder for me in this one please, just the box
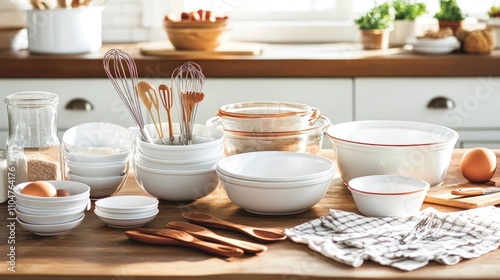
[27,7,103,54]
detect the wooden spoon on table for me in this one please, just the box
[181,212,287,243]
[134,228,244,258]
[167,221,268,254]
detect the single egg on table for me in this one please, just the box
[460,147,497,183]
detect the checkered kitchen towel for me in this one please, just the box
[284,206,500,271]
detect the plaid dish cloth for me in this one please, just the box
[284,206,500,271]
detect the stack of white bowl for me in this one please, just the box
[94,195,159,228]
[216,151,336,215]
[130,122,224,202]
[62,122,133,199]
[14,181,90,236]
[411,36,460,54]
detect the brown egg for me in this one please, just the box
[21,181,57,197]
[56,189,71,197]
[460,147,497,183]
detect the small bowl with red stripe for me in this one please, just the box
[347,175,430,217]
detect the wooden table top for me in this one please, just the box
[1,149,499,280]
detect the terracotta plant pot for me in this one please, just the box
[360,29,390,50]
[438,20,463,34]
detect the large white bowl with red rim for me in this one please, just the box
[326,120,458,187]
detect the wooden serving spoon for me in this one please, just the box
[137,81,164,140]
[167,221,268,254]
[181,212,287,243]
[158,84,174,144]
[134,228,244,258]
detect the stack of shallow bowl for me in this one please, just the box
[130,122,224,202]
[14,181,90,236]
[216,151,336,215]
[94,195,159,228]
[206,101,331,156]
[62,122,132,199]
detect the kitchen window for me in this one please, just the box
[143,0,499,43]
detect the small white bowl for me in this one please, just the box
[347,175,430,217]
[14,181,90,209]
[66,160,128,177]
[130,123,224,160]
[15,202,89,216]
[15,208,84,225]
[17,214,85,236]
[62,122,132,163]
[95,208,159,219]
[217,170,334,215]
[133,161,219,202]
[94,209,158,228]
[134,148,223,170]
[217,151,334,182]
[67,172,127,199]
[94,195,158,214]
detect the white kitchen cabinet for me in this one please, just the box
[0,78,353,148]
[355,77,500,148]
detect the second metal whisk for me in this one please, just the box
[171,62,205,145]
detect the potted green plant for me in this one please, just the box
[355,3,395,49]
[434,0,465,33]
[487,5,500,49]
[390,0,427,46]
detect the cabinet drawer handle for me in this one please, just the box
[427,96,455,109]
[65,98,94,111]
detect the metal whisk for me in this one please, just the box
[171,62,205,145]
[103,49,153,143]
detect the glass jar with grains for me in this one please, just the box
[5,91,62,185]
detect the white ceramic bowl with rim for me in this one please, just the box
[130,123,224,160]
[347,175,430,217]
[327,120,458,187]
[133,161,219,202]
[216,169,334,215]
[17,214,85,236]
[62,122,132,163]
[15,207,84,225]
[67,172,127,199]
[95,208,159,219]
[94,208,158,228]
[216,151,334,182]
[14,181,90,209]
[65,160,128,177]
[15,202,88,216]
[94,195,158,214]
[207,115,331,156]
[134,148,223,170]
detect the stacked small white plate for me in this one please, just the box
[94,195,159,228]
[216,151,336,215]
[62,122,133,198]
[411,36,460,55]
[14,181,90,236]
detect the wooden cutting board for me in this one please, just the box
[424,181,500,209]
[139,41,263,57]
[424,149,500,209]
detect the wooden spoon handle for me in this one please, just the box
[167,221,268,254]
[133,229,244,258]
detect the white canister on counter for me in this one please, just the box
[0,149,7,203]
[26,6,103,54]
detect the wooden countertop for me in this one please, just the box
[1,43,500,78]
[2,149,499,280]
